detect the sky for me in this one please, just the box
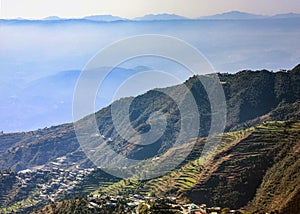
[1,0,300,19]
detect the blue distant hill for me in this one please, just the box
[1,11,300,131]
[43,16,63,20]
[134,13,188,21]
[2,11,300,22]
[200,11,266,20]
[271,13,300,19]
[83,15,127,22]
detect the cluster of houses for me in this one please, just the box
[16,156,95,206]
[12,155,241,214]
[85,194,238,214]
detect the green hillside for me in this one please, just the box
[0,65,300,213]
[90,121,300,213]
[0,65,300,171]
[186,121,300,212]
[31,120,300,213]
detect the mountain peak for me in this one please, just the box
[290,64,300,76]
[134,13,188,21]
[43,16,62,20]
[200,11,266,20]
[83,14,126,22]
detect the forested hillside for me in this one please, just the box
[0,65,299,171]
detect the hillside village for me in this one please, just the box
[0,165,229,214]
[1,163,279,214]
[0,157,95,213]
[1,120,299,213]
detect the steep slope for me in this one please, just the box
[31,121,300,213]
[32,198,94,214]
[98,121,300,213]
[0,170,18,207]
[186,121,300,212]
[0,124,78,171]
[219,68,300,130]
[104,128,253,197]
[0,66,300,171]
[247,124,300,212]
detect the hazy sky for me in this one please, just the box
[1,0,300,19]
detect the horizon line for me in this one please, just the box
[1,10,300,21]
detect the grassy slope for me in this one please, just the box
[98,121,300,213]
[247,122,300,213]
[187,122,300,209]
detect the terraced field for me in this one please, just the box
[143,128,253,197]
[72,169,121,196]
[95,121,300,213]
[97,127,254,197]
[188,121,300,211]
[99,178,141,196]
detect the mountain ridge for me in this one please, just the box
[134,13,188,21]
[200,11,266,20]
[0,65,300,213]
[0,65,300,170]
[2,11,300,22]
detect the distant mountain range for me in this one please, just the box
[42,15,127,22]
[3,11,300,22]
[200,11,300,20]
[1,11,299,133]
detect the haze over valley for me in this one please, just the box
[1,12,300,132]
